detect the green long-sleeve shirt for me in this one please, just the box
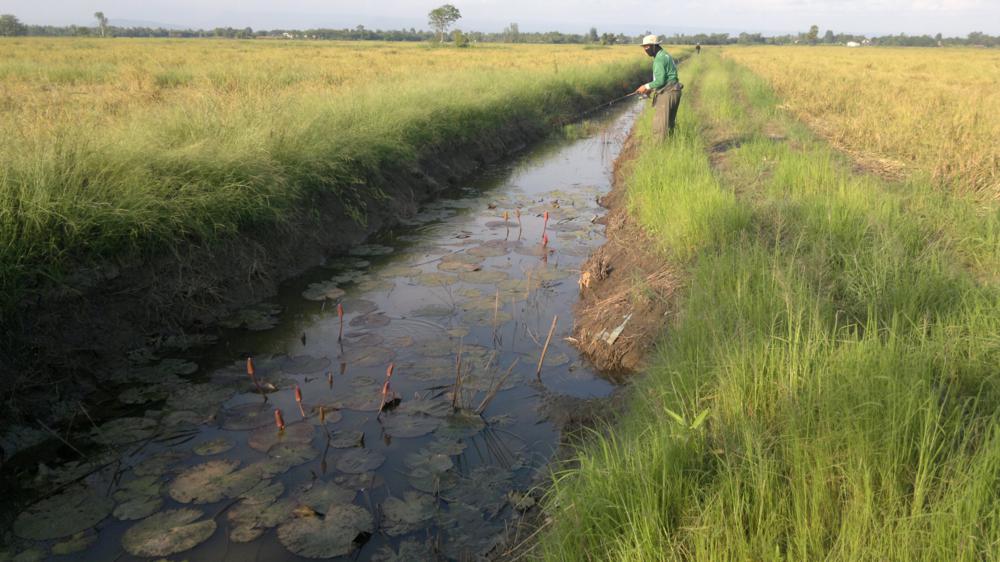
[646,49,679,89]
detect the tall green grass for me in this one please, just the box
[541,52,1000,561]
[0,53,652,319]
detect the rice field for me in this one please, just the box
[0,38,648,314]
[724,46,1000,195]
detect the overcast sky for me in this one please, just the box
[6,0,998,36]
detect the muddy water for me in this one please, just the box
[3,102,640,561]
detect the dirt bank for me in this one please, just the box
[569,132,679,375]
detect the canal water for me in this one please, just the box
[3,101,642,561]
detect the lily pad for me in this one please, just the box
[513,244,550,258]
[396,399,452,418]
[113,495,163,521]
[227,482,290,542]
[484,220,518,229]
[386,335,416,348]
[220,403,273,431]
[441,252,483,264]
[458,270,510,284]
[343,333,384,347]
[52,531,97,555]
[460,296,501,311]
[13,486,114,540]
[266,442,319,470]
[302,281,346,301]
[336,448,385,474]
[277,504,373,559]
[410,338,458,358]
[349,244,395,257]
[168,459,243,504]
[466,245,509,258]
[166,383,235,415]
[341,346,395,367]
[408,304,456,318]
[112,476,164,520]
[134,450,191,477]
[121,508,216,558]
[248,422,315,453]
[437,260,482,273]
[443,465,513,514]
[381,413,444,439]
[404,449,457,494]
[382,491,436,536]
[161,410,205,429]
[334,472,385,491]
[437,410,488,438]
[349,312,391,329]
[425,438,468,457]
[113,476,162,502]
[229,498,296,542]
[463,308,513,326]
[91,417,158,446]
[412,272,459,287]
[338,298,379,316]
[371,539,435,562]
[376,264,422,278]
[296,481,357,511]
[327,430,365,448]
[437,502,505,561]
[355,277,394,292]
[282,355,331,375]
[332,392,383,412]
[191,437,236,457]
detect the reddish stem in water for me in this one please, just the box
[246,356,266,399]
[274,409,286,431]
[337,303,344,342]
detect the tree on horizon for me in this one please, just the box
[0,14,27,36]
[94,11,109,37]
[428,4,461,42]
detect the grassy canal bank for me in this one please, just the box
[540,50,1000,560]
[0,40,649,312]
[1,40,669,391]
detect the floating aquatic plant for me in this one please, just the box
[13,486,113,541]
[121,508,216,558]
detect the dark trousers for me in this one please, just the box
[652,86,682,141]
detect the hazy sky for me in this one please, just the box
[6,0,998,36]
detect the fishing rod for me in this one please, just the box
[573,91,643,120]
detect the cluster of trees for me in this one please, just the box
[1,12,998,48]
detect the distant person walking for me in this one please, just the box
[634,35,683,140]
[695,43,701,55]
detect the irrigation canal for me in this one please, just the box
[4,101,643,561]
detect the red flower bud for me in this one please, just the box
[294,385,303,403]
[274,409,286,430]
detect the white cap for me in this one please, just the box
[641,34,660,46]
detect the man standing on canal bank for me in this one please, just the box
[634,35,682,140]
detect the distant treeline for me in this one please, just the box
[0,15,997,47]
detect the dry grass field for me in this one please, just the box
[0,39,648,311]
[724,46,1000,195]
